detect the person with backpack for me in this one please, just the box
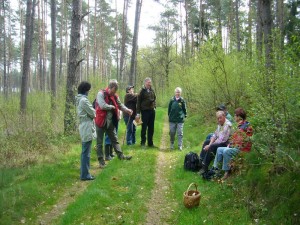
[199,111,232,178]
[95,79,133,168]
[168,87,187,150]
[75,81,96,181]
[136,77,157,148]
[208,108,253,180]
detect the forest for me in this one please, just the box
[0,0,299,224]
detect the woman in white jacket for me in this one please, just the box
[76,81,96,181]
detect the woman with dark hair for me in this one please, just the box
[209,107,253,180]
[75,81,96,181]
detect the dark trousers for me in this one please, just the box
[141,109,155,146]
[200,139,228,170]
[96,122,124,162]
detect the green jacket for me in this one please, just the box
[168,96,187,123]
[75,94,96,142]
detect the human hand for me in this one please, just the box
[111,105,115,110]
[127,109,133,116]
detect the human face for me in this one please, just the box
[109,87,117,96]
[217,115,226,125]
[175,90,181,98]
[144,80,152,89]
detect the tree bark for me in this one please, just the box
[50,0,57,109]
[235,0,241,51]
[256,0,263,58]
[261,0,273,69]
[119,0,129,81]
[129,0,142,86]
[20,0,36,113]
[64,0,83,134]
[1,0,8,98]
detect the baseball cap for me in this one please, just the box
[126,85,134,93]
[216,104,226,111]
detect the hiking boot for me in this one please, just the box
[207,167,218,176]
[99,158,106,168]
[170,143,174,150]
[119,155,132,160]
[148,144,158,149]
[99,163,106,169]
[178,146,183,151]
[105,156,112,161]
[202,171,213,180]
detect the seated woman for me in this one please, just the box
[199,111,232,177]
[210,107,253,180]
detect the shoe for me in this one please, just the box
[110,154,115,158]
[170,143,174,150]
[222,171,230,180]
[99,160,106,168]
[81,176,95,181]
[202,172,213,180]
[198,168,206,175]
[178,146,182,151]
[207,167,218,176]
[119,155,132,160]
[148,145,158,148]
[105,156,112,161]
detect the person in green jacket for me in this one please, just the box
[75,81,96,181]
[168,87,187,150]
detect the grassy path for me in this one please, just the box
[144,115,178,225]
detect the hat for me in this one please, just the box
[217,104,226,111]
[126,85,134,93]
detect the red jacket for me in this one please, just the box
[95,88,120,128]
[229,120,253,152]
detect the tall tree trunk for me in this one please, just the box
[129,0,142,86]
[86,0,90,79]
[247,0,253,59]
[184,0,190,58]
[115,0,119,79]
[276,0,284,49]
[119,0,129,81]
[64,0,83,134]
[1,0,8,98]
[20,0,36,113]
[256,0,263,58]
[58,0,65,82]
[38,0,43,90]
[217,0,222,43]
[93,0,97,76]
[235,0,241,51]
[19,0,24,78]
[50,0,57,109]
[261,0,273,69]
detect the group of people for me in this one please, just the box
[75,77,252,182]
[199,106,253,180]
[75,78,163,181]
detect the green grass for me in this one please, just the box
[1,107,299,225]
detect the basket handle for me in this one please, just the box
[186,183,198,192]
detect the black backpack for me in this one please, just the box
[184,152,200,172]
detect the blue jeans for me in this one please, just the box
[81,141,92,179]
[213,147,240,171]
[124,116,136,145]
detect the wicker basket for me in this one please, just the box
[183,183,201,208]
